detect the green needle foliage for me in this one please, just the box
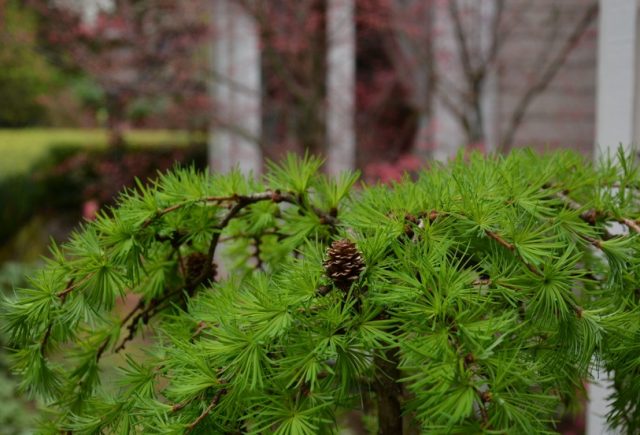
[3,149,640,434]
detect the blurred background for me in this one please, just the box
[0,0,631,433]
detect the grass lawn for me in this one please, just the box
[0,129,192,176]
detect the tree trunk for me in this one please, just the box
[374,349,403,435]
[467,95,486,151]
[105,90,127,150]
[107,118,126,150]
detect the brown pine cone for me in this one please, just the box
[185,252,216,284]
[323,239,365,292]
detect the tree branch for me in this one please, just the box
[200,191,292,283]
[56,278,76,299]
[253,236,264,270]
[186,388,227,432]
[485,230,514,251]
[143,194,262,228]
[620,218,640,234]
[486,229,541,275]
[555,189,640,234]
[98,191,338,359]
[143,191,336,230]
[374,349,403,434]
[498,1,598,152]
[448,0,475,84]
[40,322,54,356]
[191,321,209,340]
[110,288,184,356]
[481,0,506,71]
[435,80,469,129]
[41,278,76,355]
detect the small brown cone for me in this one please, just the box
[323,239,365,292]
[185,252,216,284]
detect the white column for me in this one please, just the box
[594,0,639,158]
[209,0,262,175]
[589,4,638,433]
[326,0,356,174]
[55,0,114,25]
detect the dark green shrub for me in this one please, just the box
[0,174,41,245]
[34,144,207,207]
[0,1,58,127]
[0,144,207,247]
[3,150,640,434]
[0,262,38,434]
[72,77,106,113]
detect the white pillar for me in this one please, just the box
[326,0,356,174]
[594,0,639,158]
[55,0,113,25]
[589,4,638,433]
[209,0,262,175]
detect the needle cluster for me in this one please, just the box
[3,150,640,434]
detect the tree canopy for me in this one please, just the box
[3,150,640,433]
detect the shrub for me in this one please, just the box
[0,262,38,434]
[34,144,207,208]
[0,174,41,245]
[0,144,207,247]
[0,1,58,127]
[3,150,640,434]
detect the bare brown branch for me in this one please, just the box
[498,2,598,152]
[56,278,76,299]
[96,190,338,359]
[142,194,247,228]
[485,229,541,275]
[555,189,640,235]
[448,0,474,84]
[41,278,77,355]
[191,321,209,340]
[620,218,640,234]
[485,230,514,251]
[186,388,227,432]
[481,0,506,70]
[111,288,184,356]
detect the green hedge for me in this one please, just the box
[0,1,58,127]
[0,144,207,246]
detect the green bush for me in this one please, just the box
[32,144,208,207]
[0,129,193,176]
[0,143,206,248]
[0,174,41,245]
[3,150,640,433]
[0,1,58,127]
[0,262,38,434]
